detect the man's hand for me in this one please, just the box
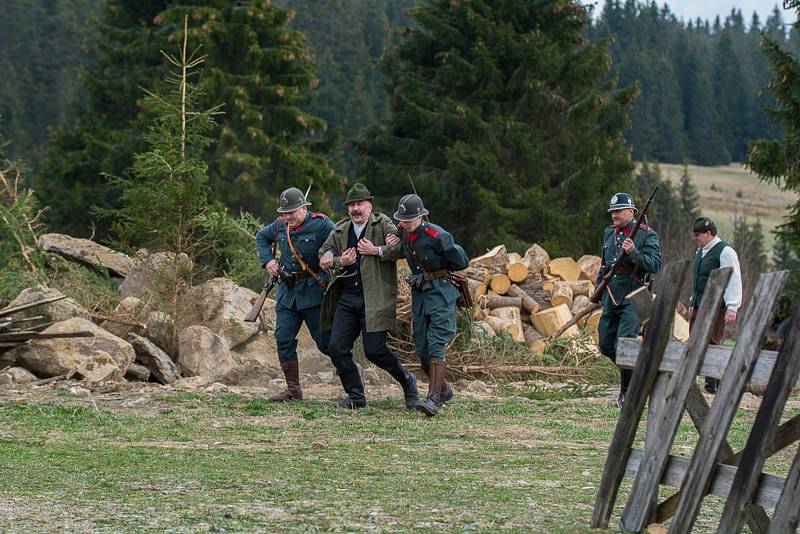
[265,259,279,277]
[622,238,636,254]
[724,309,737,324]
[340,247,358,267]
[319,251,334,270]
[357,237,379,256]
[385,233,400,246]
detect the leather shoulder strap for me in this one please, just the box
[285,225,325,286]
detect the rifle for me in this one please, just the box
[550,187,658,339]
[244,274,277,322]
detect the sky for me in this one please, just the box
[590,1,791,25]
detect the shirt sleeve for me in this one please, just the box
[720,246,743,311]
[626,230,662,274]
[255,221,277,266]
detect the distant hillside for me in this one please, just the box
[658,163,795,258]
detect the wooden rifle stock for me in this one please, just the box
[588,187,658,303]
[245,274,277,322]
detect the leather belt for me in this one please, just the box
[423,269,450,282]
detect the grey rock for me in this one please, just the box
[177,325,236,379]
[119,251,192,302]
[37,233,134,277]
[76,350,123,382]
[127,333,181,384]
[6,285,90,322]
[125,362,151,382]
[8,318,134,378]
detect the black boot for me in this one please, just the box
[423,363,453,407]
[398,368,419,409]
[415,360,447,417]
[330,367,366,409]
[269,361,302,401]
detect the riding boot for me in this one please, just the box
[269,360,302,401]
[423,363,453,407]
[415,360,447,417]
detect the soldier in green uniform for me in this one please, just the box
[390,193,469,417]
[255,187,335,401]
[596,192,662,407]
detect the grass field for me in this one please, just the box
[657,163,796,257]
[1,384,797,532]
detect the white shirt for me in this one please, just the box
[352,221,367,238]
[700,236,742,312]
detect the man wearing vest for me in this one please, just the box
[318,183,419,409]
[597,192,662,408]
[255,187,335,402]
[689,216,742,394]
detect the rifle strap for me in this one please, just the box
[285,224,325,287]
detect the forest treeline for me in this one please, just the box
[1,0,799,319]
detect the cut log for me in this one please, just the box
[484,316,523,342]
[489,274,511,295]
[571,295,593,325]
[507,252,522,263]
[585,307,602,328]
[472,321,495,338]
[548,257,582,281]
[470,245,507,268]
[507,285,540,315]
[551,281,574,308]
[522,323,547,354]
[522,244,550,275]
[543,281,555,293]
[673,311,690,342]
[490,306,525,342]
[532,303,579,338]
[565,280,593,297]
[577,255,602,282]
[505,261,529,283]
[480,295,523,310]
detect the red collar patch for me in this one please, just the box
[310,212,327,219]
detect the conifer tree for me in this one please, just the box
[357,0,636,257]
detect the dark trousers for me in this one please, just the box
[274,301,330,364]
[328,288,409,399]
[689,307,727,391]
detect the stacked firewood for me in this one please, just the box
[462,244,603,354]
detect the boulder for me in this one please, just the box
[6,285,90,322]
[3,367,37,384]
[125,362,151,382]
[127,333,181,384]
[218,361,278,387]
[119,251,192,302]
[101,296,150,339]
[7,318,135,378]
[76,350,123,382]
[145,311,177,356]
[174,375,216,389]
[37,233,134,277]
[178,278,262,348]
[230,332,280,371]
[177,325,236,379]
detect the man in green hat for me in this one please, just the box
[255,186,335,401]
[596,192,661,408]
[318,183,419,409]
[689,216,742,394]
[390,193,469,417]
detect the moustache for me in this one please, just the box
[350,211,363,216]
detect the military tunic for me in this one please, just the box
[596,220,662,361]
[255,212,335,363]
[400,221,469,362]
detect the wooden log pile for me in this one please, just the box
[0,296,93,346]
[462,243,603,355]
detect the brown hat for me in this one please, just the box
[693,216,716,234]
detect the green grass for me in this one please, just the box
[0,391,796,532]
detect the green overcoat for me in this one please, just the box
[319,212,402,332]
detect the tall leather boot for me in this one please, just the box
[415,360,447,417]
[269,360,302,401]
[423,363,453,407]
[330,367,367,409]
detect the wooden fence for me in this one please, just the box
[590,260,800,533]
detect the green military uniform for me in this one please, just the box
[596,193,661,402]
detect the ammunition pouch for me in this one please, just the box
[405,273,433,292]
